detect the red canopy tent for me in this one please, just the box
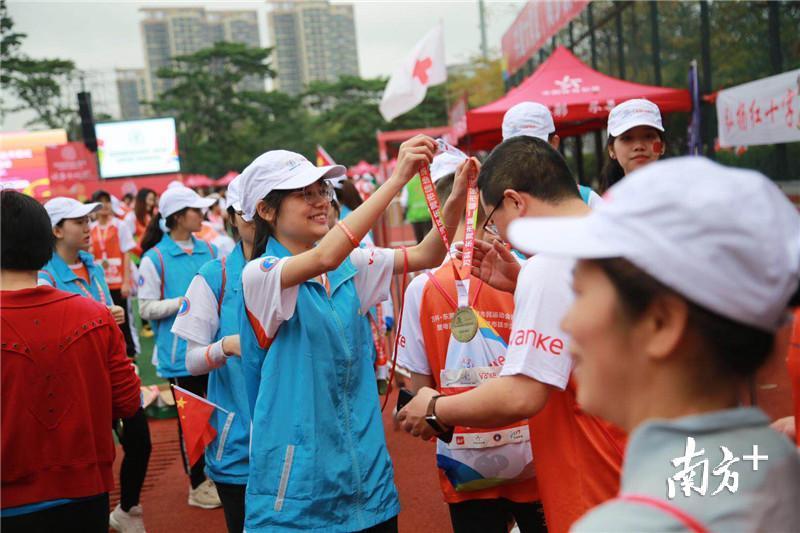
[217,171,238,186]
[348,160,379,177]
[184,174,214,188]
[462,46,692,150]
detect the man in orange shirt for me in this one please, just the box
[397,167,544,532]
[399,136,626,533]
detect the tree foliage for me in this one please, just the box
[1,0,77,131]
[149,41,277,176]
[302,76,447,165]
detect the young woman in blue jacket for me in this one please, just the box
[137,185,221,509]
[171,176,253,532]
[237,136,470,532]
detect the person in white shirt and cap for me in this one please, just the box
[599,98,666,191]
[502,101,602,208]
[507,157,800,532]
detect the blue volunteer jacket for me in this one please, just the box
[240,238,400,532]
[38,250,113,304]
[194,243,251,485]
[141,234,217,378]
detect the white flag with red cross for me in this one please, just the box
[379,22,446,122]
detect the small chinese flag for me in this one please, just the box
[316,145,336,167]
[173,385,217,466]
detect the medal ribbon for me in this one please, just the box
[418,140,479,307]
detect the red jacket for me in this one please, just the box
[1,286,141,509]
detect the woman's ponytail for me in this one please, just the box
[140,213,165,254]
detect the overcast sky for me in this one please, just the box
[3,0,523,131]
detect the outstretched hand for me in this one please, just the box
[391,135,437,186]
[456,239,521,293]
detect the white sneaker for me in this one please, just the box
[188,479,222,509]
[109,503,147,533]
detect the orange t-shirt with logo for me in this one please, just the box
[499,255,626,533]
[397,260,540,504]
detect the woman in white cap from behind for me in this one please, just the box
[137,184,223,510]
[507,157,800,531]
[503,101,602,207]
[237,136,470,532]
[599,98,666,191]
[169,175,254,533]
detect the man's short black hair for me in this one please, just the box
[92,189,111,203]
[1,191,54,271]
[477,135,580,206]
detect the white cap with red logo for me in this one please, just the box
[502,102,555,142]
[607,98,664,137]
[238,150,346,222]
[508,157,800,332]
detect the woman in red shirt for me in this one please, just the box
[1,191,141,532]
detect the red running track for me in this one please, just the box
[112,388,452,532]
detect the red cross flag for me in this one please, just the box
[379,22,446,122]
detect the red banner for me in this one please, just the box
[501,0,589,76]
[46,142,99,183]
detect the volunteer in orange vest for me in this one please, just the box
[396,147,545,533]
[90,190,138,357]
[398,136,625,533]
[124,188,157,263]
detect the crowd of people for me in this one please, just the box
[2,98,799,533]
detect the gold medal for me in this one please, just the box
[451,306,478,343]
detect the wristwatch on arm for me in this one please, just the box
[425,395,454,443]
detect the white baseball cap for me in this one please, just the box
[607,98,664,137]
[158,185,216,219]
[44,197,101,227]
[225,174,243,211]
[431,139,468,183]
[502,102,555,142]
[507,157,800,332]
[110,194,125,216]
[239,150,346,222]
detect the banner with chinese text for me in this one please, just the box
[501,0,589,76]
[716,69,800,148]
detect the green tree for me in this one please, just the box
[446,55,506,109]
[1,0,77,131]
[149,41,277,176]
[303,75,448,166]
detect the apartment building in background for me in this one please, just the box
[140,7,263,100]
[268,1,359,96]
[115,68,148,119]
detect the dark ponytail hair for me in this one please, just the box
[251,190,293,259]
[598,130,666,193]
[140,208,187,254]
[335,180,363,212]
[226,206,240,244]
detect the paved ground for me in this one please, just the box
[111,388,451,533]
